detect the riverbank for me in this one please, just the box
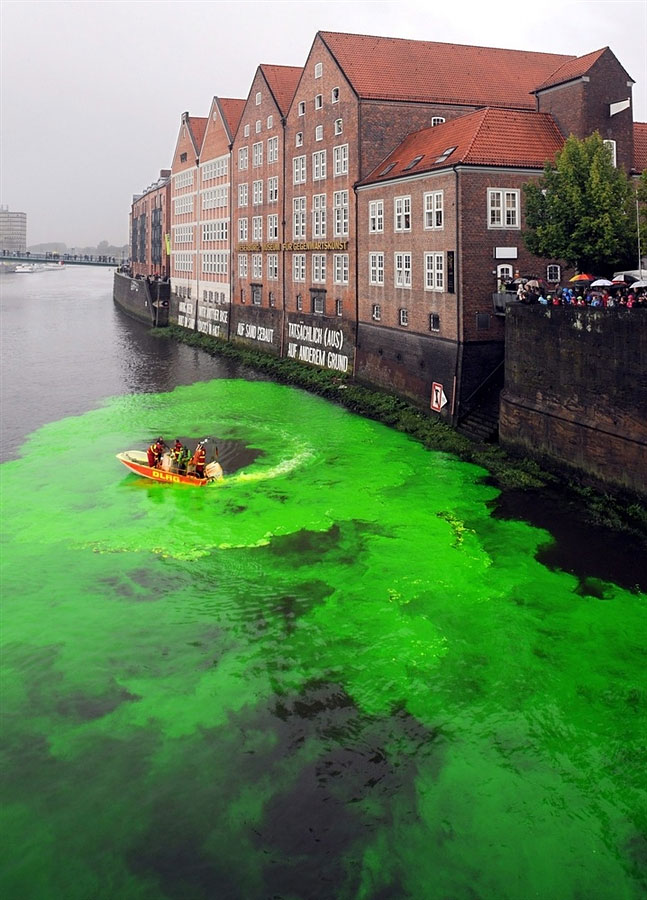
[155,326,647,549]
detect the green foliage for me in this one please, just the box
[523,133,635,274]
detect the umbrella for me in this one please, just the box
[591,278,613,287]
[569,273,596,282]
[630,280,647,289]
[525,279,540,288]
[612,273,635,284]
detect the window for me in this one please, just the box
[333,254,349,284]
[180,152,187,163]
[293,155,306,184]
[312,292,325,314]
[496,264,513,286]
[238,253,248,278]
[431,116,445,126]
[395,252,412,288]
[369,200,384,233]
[238,147,248,170]
[174,225,193,243]
[243,124,250,137]
[424,191,444,229]
[334,118,343,135]
[331,87,340,103]
[293,196,306,239]
[203,186,228,210]
[298,100,306,116]
[603,139,617,167]
[315,94,323,109]
[547,264,561,282]
[372,304,381,321]
[269,291,276,307]
[173,195,193,215]
[252,180,263,205]
[238,183,248,207]
[252,142,263,167]
[394,196,411,231]
[435,146,456,164]
[251,284,262,306]
[267,115,273,129]
[399,308,409,326]
[202,220,228,242]
[333,144,349,176]
[252,216,262,240]
[267,136,278,163]
[315,125,323,141]
[296,132,303,147]
[238,217,248,241]
[313,254,326,282]
[255,91,261,105]
[267,254,278,280]
[293,253,306,281]
[369,252,384,285]
[312,193,326,238]
[404,155,424,171]
[268,176,278,203]
[429,313,440,332]
[488,189,520,228]
[333,190,349,237]
[313,150,327,181]
[314,62,323,78]
[252,254,262,279]
[296,293,303,311]
[267,213,279,240]
[255,120,261,133]
[336,299,343,317]
[425,252,444,291]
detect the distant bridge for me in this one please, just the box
[1,252,122,268]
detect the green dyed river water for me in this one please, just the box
[1,269,645,899]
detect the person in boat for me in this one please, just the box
[147,438,165,469]
[192,442,207,478]
[170,439,184,471]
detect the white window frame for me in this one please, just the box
[267,213,279,240]
[293,196,306,239]
[431,116,446,126]
[333,253,349,285]
[488,189,520,229]
[425,252,444,291]
[252,142,263,167]
[314,62,323,78]
[312,193,326,238]
[313,150,327,181]
[238,217,248,241]
[238,147,248,170]
[546,264,561,282]
[252,215,262,241]
[603,139,617,167]
[372,303,381,321]
[394,196,411,232]
[395,252,412,288]
[238,183,248,207]
[255,120,261,134]
[238,253,248,278]
[315,125,323,141]
[399,308,409,326]
[315,94,323,109]
[252,253,262,279]
[252,180,263,206]
[333,144,349,176]
[369,252,384,286]
[243,124,250,137]
[334,119,343,135]
[331,87,340,103]
[369,200,384,233]
[424,191,444,229]
[333,190,349,237]
[312,254,326,283]
[293,253,306,282]
[298,100,306,116]
[267,253,278,281]
[267,136,279,163]
[293,155,306,185]
[267,176,279,203]
[255,91,261,106]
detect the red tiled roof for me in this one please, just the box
[260,64,303,115]
[535,47,609,91]
[218,98,246,138]
[188,116,208,153]
[635,122,647,173]
[360,108,565,185]
[319,31,574,109]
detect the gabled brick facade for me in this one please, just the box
[130,170,171,278]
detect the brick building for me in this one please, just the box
[169,112,207,327]
[130,170,171,279]
[194,97,245,337]
[230,64,302,354]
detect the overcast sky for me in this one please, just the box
[1,0,646,247]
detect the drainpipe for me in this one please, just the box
[452,165,462,423]
[280,115,287,357]
[193,156,201,332]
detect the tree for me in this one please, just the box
[523,133,635,275]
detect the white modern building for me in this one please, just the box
[0,206,27,252]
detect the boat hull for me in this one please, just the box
[116,451,222,486]
[113,272,170,327]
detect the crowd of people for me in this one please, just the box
[146,438,208,478]
[505,279,647,309]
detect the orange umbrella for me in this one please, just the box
[569,273,596,282]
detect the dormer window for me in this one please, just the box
[315,94,323,110]
[255,91,261,105]
[331,87,340,103]
[298,101,306,116]
[296,132,303,147]
[314,62,323,78]
[435,146,456,164]
[431,117,445,126]
[334,118,343,135]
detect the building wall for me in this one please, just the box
[230,70,288,355]
[170,114,201,322]
[500,305,647,497]
[130,176,170,278]
[0,208,27,252]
